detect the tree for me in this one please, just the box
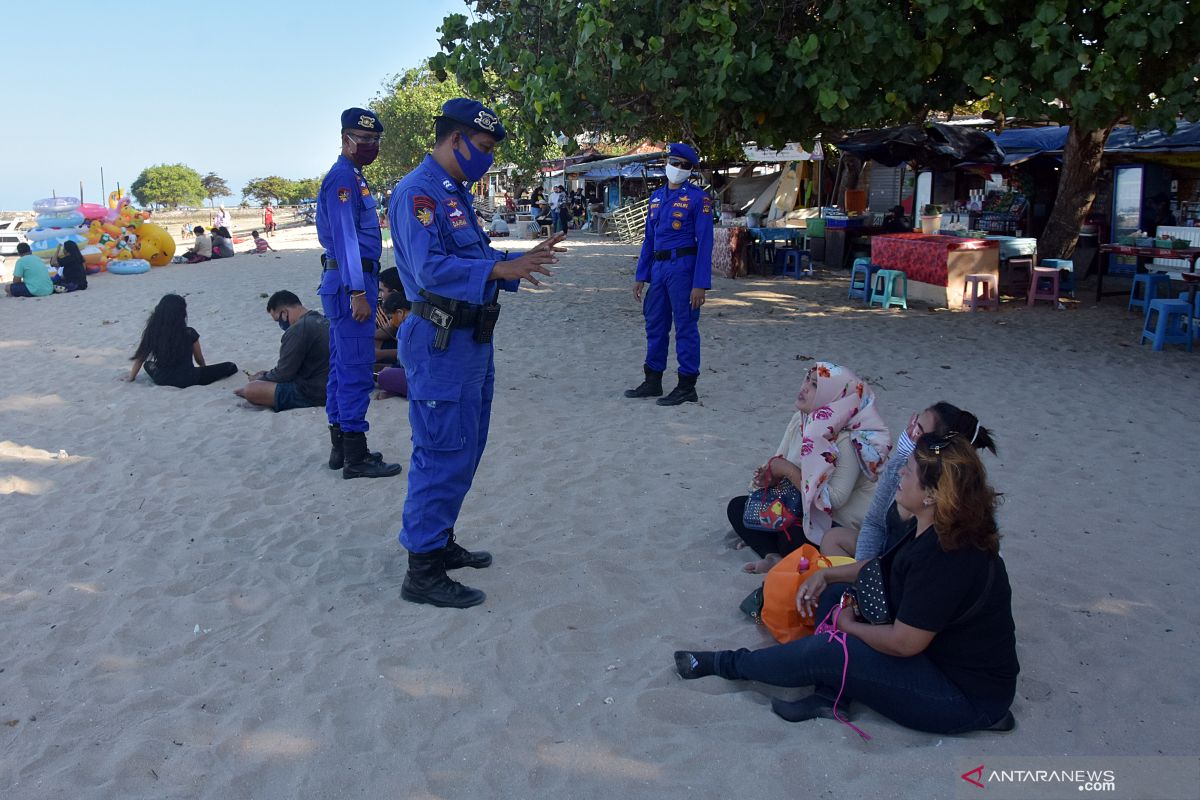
[242,176,293,205]
[130,164,206,209]
[201,173,232,208]
[432,2,966,160]
[282,177,322,204]
[365,64,466,190]
[919,0,1200,257]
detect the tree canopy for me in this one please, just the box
[242,176,321,205]
[130,164,206,209]
[201,173,232,208]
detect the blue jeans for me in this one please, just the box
[713,585,1010,734]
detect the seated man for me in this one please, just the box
[234,290,330,411]
[488,212,510,237]
[5,243,54,297]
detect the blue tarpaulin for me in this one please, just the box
[582,164,666,180]
[988,121,1199,158]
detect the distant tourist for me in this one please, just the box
[52,240,88,292]
[5,243,53,297]
[263,205,276,235]
[182,226,212,263]
[251,230,276,253]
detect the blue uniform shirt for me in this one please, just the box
[388,154,517,305]
[634,181,714,289]
[316,154,382,293]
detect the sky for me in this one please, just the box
[0,0,472,210]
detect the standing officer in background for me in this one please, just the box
[317,107,403,479]
[624,143,714,406]
[389,98,563,608]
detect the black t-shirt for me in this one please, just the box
[887,527,1019,704]
[150,327,199,371]
[59,253,87,288]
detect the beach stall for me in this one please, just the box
[871,233,1000,309]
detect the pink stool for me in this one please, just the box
[962,274,999,311]
[1027,266,1060,307]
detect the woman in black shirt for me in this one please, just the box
[53,240,88,292]
[675,433,1018,735]
[123,294,238,388]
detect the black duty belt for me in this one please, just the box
[411,301,482,329]
[654,246,698,260]
[322,256,379,273]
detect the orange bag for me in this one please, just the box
[761,545,855,643]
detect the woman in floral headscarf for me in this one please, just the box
[729,362,891,572]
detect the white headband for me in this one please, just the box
[970,421,981,445]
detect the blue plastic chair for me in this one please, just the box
[849,258,880,302]
[1129,273,1173,314]
[1140,299,1193,352]
[869,269,908,309]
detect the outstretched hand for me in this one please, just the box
[492,232,566,286]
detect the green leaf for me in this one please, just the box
[819,87,839,109]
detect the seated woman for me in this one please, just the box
[819,401,997,559]
[210,227,235,259]
[881,204,910,233]
[181,226,212,263]
[729,362,890,572]
[676,433,1019,735]
[123,294,237,388]
[52,240,88,292]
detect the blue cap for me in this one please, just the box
[341,107,383,134]
[667,142,699,166]
[437,98,507,142]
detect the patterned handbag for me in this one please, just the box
[742,477,804,533]
[849,528,916,624]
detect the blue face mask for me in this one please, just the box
[453,134,494,183]
[277,314,290,332]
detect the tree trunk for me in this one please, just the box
[832,155,863,208]
[1039,123,1114,259]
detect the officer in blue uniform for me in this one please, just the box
[316,107,403,479]
[389,98,562,608]
[624,142,714,406]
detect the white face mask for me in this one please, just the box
[665,165,692,185]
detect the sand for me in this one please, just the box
[1,225,1197,799]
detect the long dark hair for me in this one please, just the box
[929,401,997,454]
[132,294,190,364]
[61,240,83,260]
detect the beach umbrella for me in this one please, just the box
[836,122,1006,170]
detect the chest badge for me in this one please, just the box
[444,199,468,229]
[671,220,683,230]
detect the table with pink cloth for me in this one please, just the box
[871,233,1000,309]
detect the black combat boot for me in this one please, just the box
[400,548,486,608]
[341,431,403,479]
[328,424,384,470]
[657,373,698,406]
[442,530,492,570]
[624,366,664,398]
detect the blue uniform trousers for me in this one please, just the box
[397,317,494,554]
[320,277,377,433]
[643,256,701,376]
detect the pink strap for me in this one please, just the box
[814,606,872,741]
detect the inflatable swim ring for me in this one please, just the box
[107,258,150,275]
[32,197,80,214]
[26,225,89,242]
[134,223,176,266]
[31,235,87,257]
[78,203,110,221]
[36,211,85,229]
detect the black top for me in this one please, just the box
[887,527,1019,705]
[263,310,329,403]
[58,253,87,289]
[151,327,200,371]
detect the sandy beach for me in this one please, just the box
[1,225,1197,799]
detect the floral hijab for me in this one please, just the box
[775,362,891,544]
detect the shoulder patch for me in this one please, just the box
[337,187,351,203]
[413,195,435,227]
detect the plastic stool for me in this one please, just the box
[1027,267,1060,307]
[781,250,811,278]
[1042,258,1075,297]
[849,259,880,301]
[1140,299,1193,352]
[1003,257,1034,296]
[1128,273,1173,314]
[869,269,908,309]
[962,274,999,311]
